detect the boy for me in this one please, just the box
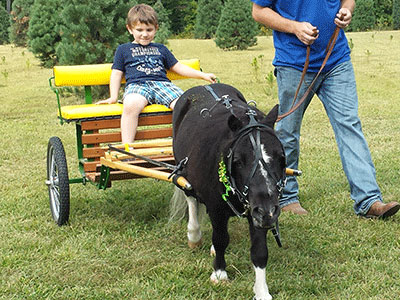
[97,4,216,144]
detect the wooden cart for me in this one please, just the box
[46,60,200,225]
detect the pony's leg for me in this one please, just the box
[249,220,272,300]
[187,196,202,248]
[210,244,216,256]
[209,213,229,283]
[253,266,272,300]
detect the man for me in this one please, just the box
[251,0,399,218]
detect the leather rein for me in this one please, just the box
[276,26,341,122]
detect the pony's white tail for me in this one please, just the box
[169,186,207,224]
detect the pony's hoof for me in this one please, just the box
[210,270,228,284]
[188,238,202,249]
[253,295,272,300]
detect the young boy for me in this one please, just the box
[97,4,216,144]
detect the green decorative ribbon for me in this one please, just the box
[218,159,232,202]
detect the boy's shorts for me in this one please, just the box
[123,81,184,107]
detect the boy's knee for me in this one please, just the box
[123,94,148,113]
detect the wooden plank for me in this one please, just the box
[81,119,120,131]
[138,114,172,126]
[81,128,172,145]
[82,139,173,158]
[80,114,172,131]
[81,131,121,144]
[108,147,173,160]
[83,156,175,172]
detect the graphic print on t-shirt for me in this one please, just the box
[130,46,164,76]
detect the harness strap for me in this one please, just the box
[201,85,235,118]
[204,84,220,100]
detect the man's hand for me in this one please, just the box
[293,22,319,45]
[335,8,352,28]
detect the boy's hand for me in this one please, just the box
[95,98,117,105]
[204,73,217,83]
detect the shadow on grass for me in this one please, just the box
[70,178,174,226]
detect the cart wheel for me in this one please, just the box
[46,136,70,226]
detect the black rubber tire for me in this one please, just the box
[46,136,70,226]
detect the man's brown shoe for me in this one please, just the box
[281,202,308,215]
[365,201,400,219]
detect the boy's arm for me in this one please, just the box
[251,3,319,45]
[96,69,124,104]
[170,62,217,83]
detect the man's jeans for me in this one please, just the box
[275,60,382,215]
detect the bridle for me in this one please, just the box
[225,109,286,218]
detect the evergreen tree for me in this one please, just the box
[215,0,258,50]
[0,5,9,44]
[181,0,197,37]
[153,0,171,45]
[162,0,193,35]
[8,0,33,46]
[27,0,64,67]
[349,0,375,32]
[56,0,137,65]
[394,0,400,30]
[194,0,222,39]
[374,0,393,28]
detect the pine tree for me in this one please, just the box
[394,0,400,30]
[0,5,9,44]
[8,0,33,46]
[215,0,259,50]
[348,0,375,32]
[153,0,171,45]
[194,0,222,39]
[56,0,137,65]
[27,0,64,67]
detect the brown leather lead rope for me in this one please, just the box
[276,26,341,122]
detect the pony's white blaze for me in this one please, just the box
[253,266,272,300]
[259,144,274,195]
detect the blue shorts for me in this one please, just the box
[123,81,184,107]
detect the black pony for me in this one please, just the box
[172,83,286,300]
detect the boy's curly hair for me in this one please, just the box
[127,4,159,28]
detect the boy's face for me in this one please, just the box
[127,22,158,46]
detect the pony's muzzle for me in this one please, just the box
[251,205,280,228]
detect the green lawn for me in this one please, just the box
[0,31,399,299]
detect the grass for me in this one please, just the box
[0,31,400,299]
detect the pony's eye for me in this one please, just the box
[233,153,246,168]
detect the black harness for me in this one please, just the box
[203,85,285,247]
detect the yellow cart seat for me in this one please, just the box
[59,103,172,123]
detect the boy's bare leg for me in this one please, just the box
[121,94,148,144]
[169,98,178,110]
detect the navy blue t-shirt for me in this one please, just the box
[251,0,351,72]
[112,42,179,85]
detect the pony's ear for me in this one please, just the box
[262,104,279,128]
[228,114,244,132]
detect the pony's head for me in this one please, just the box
[227,104,285,229]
